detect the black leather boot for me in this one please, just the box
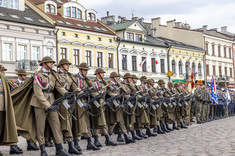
[173,122,180,130]
[180,122,188,128]
[45,141,54,147]
[156,125,165,134]
[0,151,2,156]
[74,138,82,152]
[10,145,23,154]
[117,132,125,142]
[94,135,102,147]
[40,144,48,156]
[131,130,143,141]
[68,141,82,155]
[123,133,135,144]
[140,130,148,139]
[86,137,100,150]
[166,123,173,131]
[81,134,86,140]
[146,128,158,137]
[105,135,117,146]
[55,143,72,156]
[161,124,170,133]
[27,140,39,151]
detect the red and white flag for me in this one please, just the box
[139,58,147,67]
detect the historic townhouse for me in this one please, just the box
[29,0,117,77]
[109,20,169,81]
[0,0,56,78]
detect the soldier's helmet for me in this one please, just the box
[157,79,165,84]
[76,62,90,70]
[94,68,106,75]
[57,59,71,67]
[0,65,7,71]
[139,76,147,81]
[38,56,55,66]
[132,74,138,79]
[123,73,133,79]
[168,82,173,87]
[110,72,119,78]
[16,69,27,76]
[146,79,154,85]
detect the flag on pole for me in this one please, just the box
[187,68,195,93]
[225,87,231,105]
[211,75,218,104]
[139,58,147,67]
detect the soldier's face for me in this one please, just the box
[141,80,145,85]
[146,83,151,88]
[62,64,70,71]
[97,73,104,79]
[18,75,26,80]
[81,69,88,76]
[1,70,5,75]
[114,76,119,82]
[160,83,165,88]
[168,85,172,89]
[128,78,133,83]
[133,78,137,83]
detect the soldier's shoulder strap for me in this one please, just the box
[68,72,78,86]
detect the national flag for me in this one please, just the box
[225,87,231,105]
[139,58,147,67]
[155,60,158,64]
[187,68,195,93]
[211,75,218,104]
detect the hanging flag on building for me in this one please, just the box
[139,58,147,67]
[211,75,218,104]
[187,68,195,93]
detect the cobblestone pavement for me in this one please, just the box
[1,117,235,156]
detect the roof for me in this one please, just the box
[120,38,168,48]
[109,21,136,31]
[146,35,169,48]
[0,5,54,28]
[157,37,204,52]
[30,0,69,7]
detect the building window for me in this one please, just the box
[60,48,67,59]
[206,64,209,76]
[224,47,227,58]
[62,32,66,36]
[73,49,79,66]
[3,43,12,61]
[87,36,90,40]
[212,44,215,56]
[151,58,156,73]
[218,45,221,57]
[122,55,127,70]
[160,59,165,73]
[229,48,232,58]
[225,67,227,76]
[17,45,26,60]
[32,46,39,61]
[205,43,208,54]
[88,13,95,21]
[132,56,137,71]
[192,62,196,74]
[85,50,91,66]
[66,7,82,19]
[172,60,176,74]
[108,53,113,68]
[0,0,6,7]
[97,52,103,67]
[230,68,233,78]
[74,34,78,38]
[46,4,55,14]
[179,61,183,74]
[20,27,25,32]
[142,57,147,72]
[4,25,9,30]
[219,66,222,78]
[127,32,134,41]
[34,29,39,34]
[45,48,53,58]
[213,65,216,76]
[98,37,102,41]
[10,0,18,9]
[135,34,142,42]
[185,61,190,75]
[109,39,112,43]
[198,63,202,76]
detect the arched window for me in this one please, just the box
[66,7,82,19]
[185,61,190,75]
[198,63,202,76]
[88,13,96,21]
[172,60,176,74]
[192,62,195,74]
[46,4,55,14]
[179,61,183,74]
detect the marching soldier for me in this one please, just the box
[195,80,203,124]
[74,63,101,150]
[180,82,191,125]
[106,72,134,144]
[201,84,209,123]
[91,68,117,147]
[14,69,39,151]
[56,59,83,155]
[0,65,20,155]
[30,56,72,156]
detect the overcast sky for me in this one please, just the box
[80,0,235,33]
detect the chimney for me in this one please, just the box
[151,17,161,37]
[139,17,144,25]
[203,25,208,32]
[121,17,126,23]
[167,20,175,28]
[221,26,228,32]
[132,17,138,21]
[107,11,109,17]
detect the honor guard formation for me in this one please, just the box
[0,57,234,156]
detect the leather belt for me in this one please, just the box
[42,90,53,94]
